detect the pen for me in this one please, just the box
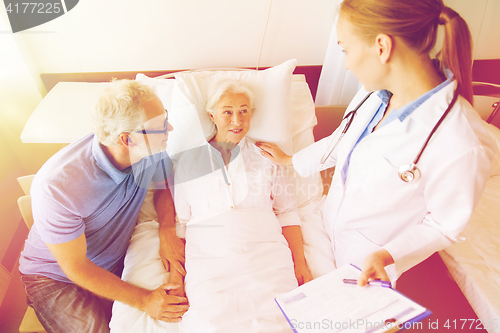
[343,279,392,288]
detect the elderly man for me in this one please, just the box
[19,79,188,332]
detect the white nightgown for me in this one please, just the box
[174,136,299,333]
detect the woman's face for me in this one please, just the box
[211,92,252,144]
[336,15,385,91]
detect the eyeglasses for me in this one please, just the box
[136,109,169,135]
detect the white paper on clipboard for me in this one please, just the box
[275,264,430,333]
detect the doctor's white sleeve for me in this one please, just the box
[272,166,301,227]
[292,129,341,177]
[383,144,495,277]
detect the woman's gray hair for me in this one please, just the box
[205,78,255,116]
[91,79,156,146]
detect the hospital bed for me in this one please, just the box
[35,60,500,332]
[108,60,338,332]
[436,78,500,332]
[437,124,500,332]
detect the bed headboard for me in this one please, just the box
[40,65,323,101]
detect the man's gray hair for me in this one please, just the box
[91,79,156,146]
[205,79,255,116]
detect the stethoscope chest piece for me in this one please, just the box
[398,163,421,183]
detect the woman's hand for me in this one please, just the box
[357,249,394,286]
[294,262,313,286]
[167,267,186,297]
[255,142,293,166]
[159,226,186,276]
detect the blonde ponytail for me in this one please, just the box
[437,7,473,105]
[340,0,474,105]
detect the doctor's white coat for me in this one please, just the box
[293,81,497,281]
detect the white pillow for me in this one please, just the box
[136,73,206,157]
[135,73,176,111]
[136,67,316,154]
[288,75,323,207]
[135,64,322,206]
[290,75,317,146]
[169,59,297,156]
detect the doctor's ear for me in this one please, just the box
[374,33,393,64]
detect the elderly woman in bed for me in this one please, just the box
[170,78,312,332]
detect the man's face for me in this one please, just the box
[129,95,173,157]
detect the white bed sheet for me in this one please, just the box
[438,122,500,332]
[180,209,297,333]
[109,219,178,333]
[439,174,500,333]
[110,189,334,333]
[112,167,500,333]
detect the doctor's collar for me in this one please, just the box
[377,90,392,105]
[376,62,454,107]
[377,70,455,126]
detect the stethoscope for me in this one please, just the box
[319,89,459,183]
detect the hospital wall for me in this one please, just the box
[0,16,66,330]
[4,0,340,96]
[3,0,500,97]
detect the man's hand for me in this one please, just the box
[357,249,394,287]
[143,283,189,323]
[46,234,187,318]
[159,227,186,276]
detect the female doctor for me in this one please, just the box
[257,0,496,286]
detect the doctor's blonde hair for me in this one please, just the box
[339,0,473,105]
[205,79,256,116]
[91,79,156,146]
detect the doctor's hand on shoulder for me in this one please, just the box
[256,142,292,166]
[357,249,394,287]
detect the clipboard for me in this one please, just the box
[275,264,431,333]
